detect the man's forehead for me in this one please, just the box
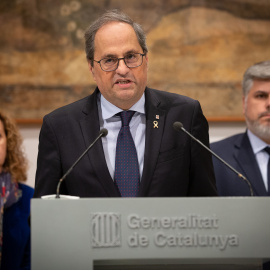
[250,79,270,90]
[94,23,141,58]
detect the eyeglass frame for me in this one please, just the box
[92,53,146,72]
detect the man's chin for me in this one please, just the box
[113,93,139,110]
[248,120,270,140]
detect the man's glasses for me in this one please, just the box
[93,53,146,72]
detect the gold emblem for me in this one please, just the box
[153,121,158,128]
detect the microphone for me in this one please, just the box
[173,122,254,196]
[55,128,108,198]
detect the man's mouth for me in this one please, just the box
[116,80,131,84]
[259,112,270,118]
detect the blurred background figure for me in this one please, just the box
[211,61,270,197]
[211,61,270,270]
[0,111,34,270]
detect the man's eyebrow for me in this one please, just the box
[100,50,140,59]
[124,50,139,55]
[254,90,269,95]
[255,90,268,93]
[102,54,117,59]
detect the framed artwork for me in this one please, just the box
[1,0,269,123]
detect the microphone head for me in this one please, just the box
[173,121,183,132]
[100,128,108,137]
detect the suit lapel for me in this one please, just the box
[79,89,120,197]
[233,132,267,196]
[138,88,166,196]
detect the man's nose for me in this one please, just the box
[116,58,129,73]
[266,96,270,109]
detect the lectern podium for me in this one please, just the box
[31,197,270,270]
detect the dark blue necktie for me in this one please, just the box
[114,111,140,197]
[264,147,270,196]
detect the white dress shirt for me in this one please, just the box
[247,129,270,191]
[97,93,146,180]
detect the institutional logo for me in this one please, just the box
[91,212,121,248]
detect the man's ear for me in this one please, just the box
[145,54,149,70]
[88,61,96,81]
[242,95,246,115]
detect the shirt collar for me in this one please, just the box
[247,129,269,154]
[100,93,145,120]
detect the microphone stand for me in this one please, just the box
[173,122,254,196]
[55,129,108,198]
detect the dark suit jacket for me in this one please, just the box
[34,87,217,198]
[210,131,268,196]
[2,183,34,270]
[211,132,270,270]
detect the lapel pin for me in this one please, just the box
[153,121,158,128]
[156,115,159,119]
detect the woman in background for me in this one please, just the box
[0,111,34,270]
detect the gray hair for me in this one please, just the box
[84,9,148,66]
[243,60,270,97]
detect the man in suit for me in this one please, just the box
[211,61,270,196]
[34,9,217,198]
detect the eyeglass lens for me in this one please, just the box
[100,54,143,71]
